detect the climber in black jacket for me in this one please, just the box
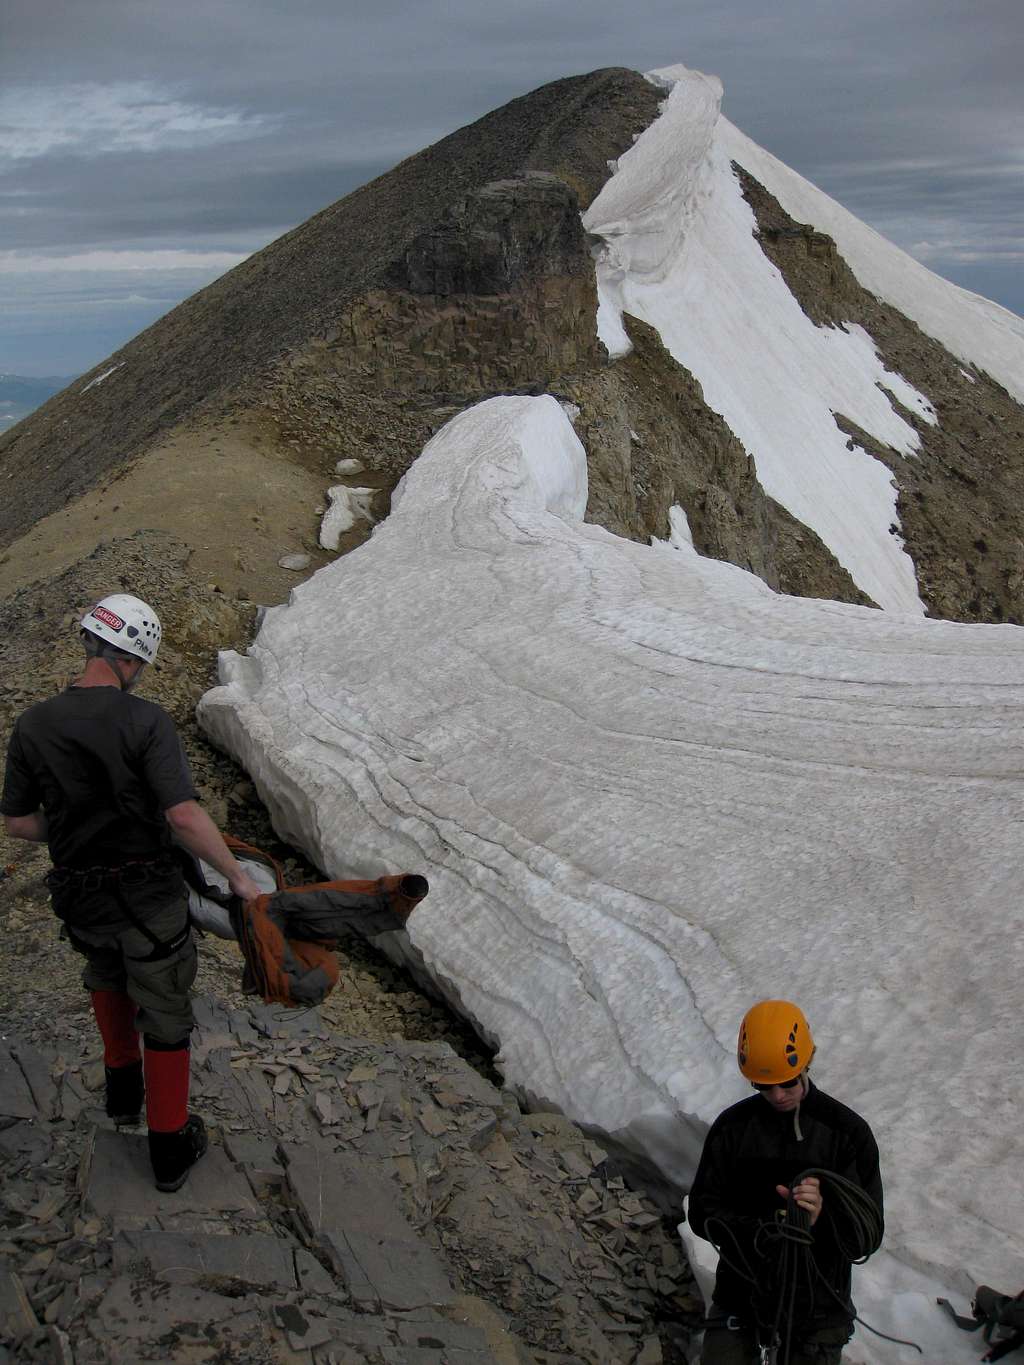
[688,1000,884,1365]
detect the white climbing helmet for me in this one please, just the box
[80,594,162,665]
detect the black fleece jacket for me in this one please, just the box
[688,1079,883,1327]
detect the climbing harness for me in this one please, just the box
[47,859,190,961]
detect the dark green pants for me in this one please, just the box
[65,886,197,1045]
[701,1320,853,1364]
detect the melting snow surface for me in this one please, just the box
[584,67,934,615]
[713,112,1024,409]
[319,485,377,550]
[201,395,1024,1365]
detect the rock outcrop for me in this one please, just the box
[337,173,605,398]
[567,315,875,605]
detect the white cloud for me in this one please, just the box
[910,239,1024,265]
[0,82,276,161]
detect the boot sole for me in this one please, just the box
[155,1170,192,1193]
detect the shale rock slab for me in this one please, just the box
[0,1002,699,1363]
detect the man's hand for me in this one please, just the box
[166,800,264,902]
[777,1176,822,1226]
[228,869,264,903]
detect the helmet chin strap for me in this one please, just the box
[120,660,145,692]
[95,639,143,691]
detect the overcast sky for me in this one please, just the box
[2,0,1021,377]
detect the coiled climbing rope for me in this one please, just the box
[704,1168,919,1363]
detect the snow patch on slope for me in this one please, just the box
[81,362,124,393]
[319,485,377,549]
[717,117,1024,408]
[201,395,1024,1365]
[585,65,929,615]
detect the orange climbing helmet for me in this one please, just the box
[737,1000,815,1084]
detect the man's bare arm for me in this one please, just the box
[3,811,48,842]
[165,800,262,901]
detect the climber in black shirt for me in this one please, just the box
[2,593,261,1191]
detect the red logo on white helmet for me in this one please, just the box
[92,606,125,632]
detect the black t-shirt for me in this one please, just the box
[1,687,197,868]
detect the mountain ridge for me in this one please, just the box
[4,66,1023,626]
[0,68,663,554]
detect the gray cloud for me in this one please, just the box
[2,0,1021,373]
[0,82,277,161]
[0,149,385,250]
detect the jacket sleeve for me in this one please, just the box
[821,1118,884,1261]
[850,1121,884,1256]
[688,1117,758,1247]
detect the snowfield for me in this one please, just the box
[585,65,938,615]
[199,65,1024,1365]
[586,64,1024,612]
[201,395,1024,1364]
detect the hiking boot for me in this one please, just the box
[105,1060,144,1125]
[148,1115,208,1192]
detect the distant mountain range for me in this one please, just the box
[0,373,78,426]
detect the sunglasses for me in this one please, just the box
[752,1075,803,1092]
